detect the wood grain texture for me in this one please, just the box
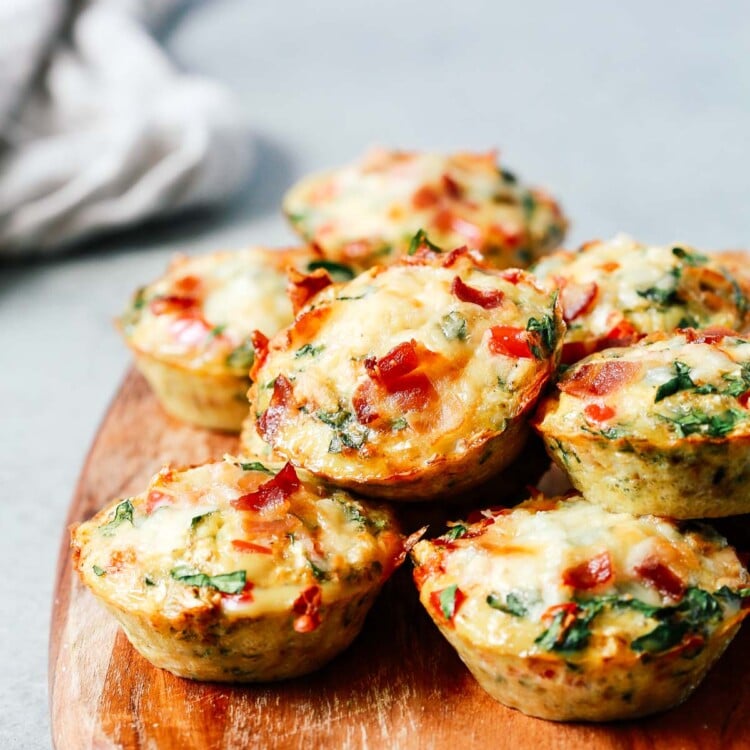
[50,369,750,750]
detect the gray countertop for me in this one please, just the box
[2,1,749,747]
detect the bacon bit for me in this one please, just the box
[449,216,483,244]
[487,326,534,358]
[107,548,136,573]
[584,403,616,423]
[561,340,595,365]
[489,223,523,248]
[441,174,463,199]
[231,539,273,555]
[559,360,641,398]
[739,391,750,409]
[597,261,620,273]
[681,326,737,344]
[233,462,300,513]
[452,276,505,309]
[287,268,333,315]
[241,517,295,537]
[433,207,456,233]
[560,280,598,322]
[541,602,580,627]
[635,558,685,601]
[248,330,270,381]
[145,491,171,514]
[174,275,202,294]
[257,374,294,443]
[293,585,322,633]
[390,373,436,411]
[499,269,524,284]
[149,295,198,315]
[603,318,640,347]
[562,551,613,590]
[412,185,440,209]
[372,340,420,381]
[440,246,477,268]
[352,380,380,424]
[168,316,213,346]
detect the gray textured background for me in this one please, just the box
[2,1,749,746]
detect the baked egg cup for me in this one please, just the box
[411,493,749,721]
[534,329,750,518]
[247,247,564,501]
[71,456,405,682]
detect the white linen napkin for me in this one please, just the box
[0,0,253,256]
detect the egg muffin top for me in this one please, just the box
[532,235,749,363]
[412,494,749,661]
[248,247,564,493]
[283,148,567,270]
[72,457,403,630]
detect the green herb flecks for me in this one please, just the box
[672,246,708,266]
[440,311,468,341]
[92,565,106,577]
[226,339,255,371]
[439,585,461,620]
[190,511,217,529]
[677,314,699,329]
[100,500,134,536]
[527,313,558,359]
[442,524,468,541]
[317,409,369,452]
[487,591,529,617]
[391,417,408,431]
[534,599,606,652]
[521,192,536,220]
[238,460,273,474]
[664,408,745,438]
[637,285,679,307]
[307,259,356,281]
[208,324,227,340]
[408,229,443,256]
[655,361,695,402]
[308,558,329,582]
[170,566,246,594]
[295,343,324,359]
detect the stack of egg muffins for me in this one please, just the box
[72,148,750,723]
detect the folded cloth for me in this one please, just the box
[0,0,253,256]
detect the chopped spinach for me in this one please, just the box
[92,565,106,577]
[295,343,324,359]
[655,361,695,402]
[170,566,246,594]
[317,409,369,452]
[672,246,708,266]
[721,363,750,398]
[190,511,217,529]
[631,621,690,653]
[226,339,255,370]
[307,259,355,281]
[637,286,679,306]
[487,591,528,617]
[238,460,273,474]
[208,324,227,339]
[408,229,442,255]
[677,314,699,328]
[499,168,517,184]
[390,417,408,431]
[527,313,558,358]
[440,311,468,341]
[665,408,745,438]
[521,192,536,220]
[439,585,460,620]
[100,500,134,536]
[443,524,468,541]
[307,558,329,582]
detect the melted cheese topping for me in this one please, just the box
[251,251,563,483]
[532,235,748,357]
[412,495,747,656]
[283,148,567,269]
[72,457,402,621]
[538,332,750,445]
[121,247,316,375]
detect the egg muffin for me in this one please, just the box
[71,456,404,682]
[411,493,750,721]
[118,247,334,432]
[247,247,564,501]
[534,329,750,518]
[532,235,749,363]
[283,148,567,271]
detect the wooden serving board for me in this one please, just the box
[50,370,750,749]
